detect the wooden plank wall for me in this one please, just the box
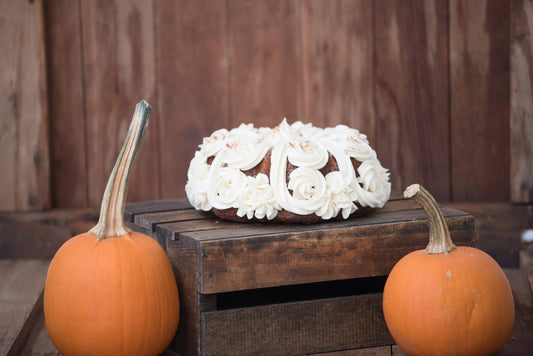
[1,0,532,212]
[450,0,511,201]
[0,0,49,211]
[511,0,533,203]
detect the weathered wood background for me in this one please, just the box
[1,0,532,212]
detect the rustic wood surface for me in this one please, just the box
[43,0,87,208]
[164,237,208,355]
[3,0,532,213]
[0,209,98,259]
[450,0,511,201]
[201,294,392,355]
[312,345,406,356]
[300,0,375,140]
[124,198,192,222]
[0,259,50,356]
[80,0,159,207]
[196,209,474,294]
[520,247,533,295]
[155,0,230,200]
[228,1,300,127]
[123,198,477,355]
[450,202,533,267]
[511,0,533,203]
[374,0,450,201]
[0,0,49,211]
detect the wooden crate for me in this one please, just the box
[125,198,476,356]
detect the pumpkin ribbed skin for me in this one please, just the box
[383,184,515,356]
[44,231,180,356]
[383,246,514,356]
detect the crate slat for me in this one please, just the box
[197,212,475,294]
[181,206,468,243]
[156,219,242,242]
[201,293,392,356]
[124,199,192,222]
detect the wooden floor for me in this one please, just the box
[2,251,532,356]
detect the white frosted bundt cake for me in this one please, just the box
[185,119,391,223]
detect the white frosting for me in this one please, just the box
[237,174,280,220]
[318,171,358,219]
[201,129,228,156]
[287,167,327,212]
[287,139,328,169]
[185,151,211,210]
[185,119,391,220]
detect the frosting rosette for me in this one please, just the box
[220,139,268,171]
[287,167,327,212]
[237,174,280,220]
[317,171,358,219]
[356,160,391,207]
[208,166,245,210]
[185,152,211,210]
[287,139,329,169]
[186,119,391,222]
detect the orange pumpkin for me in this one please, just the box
[383,184,514,356]
[44,101,179,356]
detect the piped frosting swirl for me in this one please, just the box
[185,119,391,221]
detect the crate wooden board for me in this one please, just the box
[201,293,391,355]
[0,259,50,356]
[125,198,476,355]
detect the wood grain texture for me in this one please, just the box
[0,208,98,259]
[374,0,450,201]
[20,310,59,356]
[0,219,71,259]
[450,0,510,201]
[44,0,87,208]
[80,0,159,207]
[123,198,476,355]
[501,267,533,355]
[228,0,300,127]
[1,0,527,211]
[124,198,192,222]
[164,238,215,355]
[0,0,50,211]
[312,346,393,356]
[0,259,50,356]
[196,209,475,294]
[520,248,533,301]
[511,0,533,203]
[156,0,229,200]
[183,206,467,243]
[156,219,240,242]
[201,294,393,355]
[391,345,408,356]
[300,0,375,141]
[449,202,533,267]
[134,209,211,232]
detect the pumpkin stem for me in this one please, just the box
[403,184,455,254]
[89,100,151,240]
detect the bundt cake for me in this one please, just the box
[185,119,391,223]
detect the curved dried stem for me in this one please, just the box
[89,100,151,240]
[404,184,455,254]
